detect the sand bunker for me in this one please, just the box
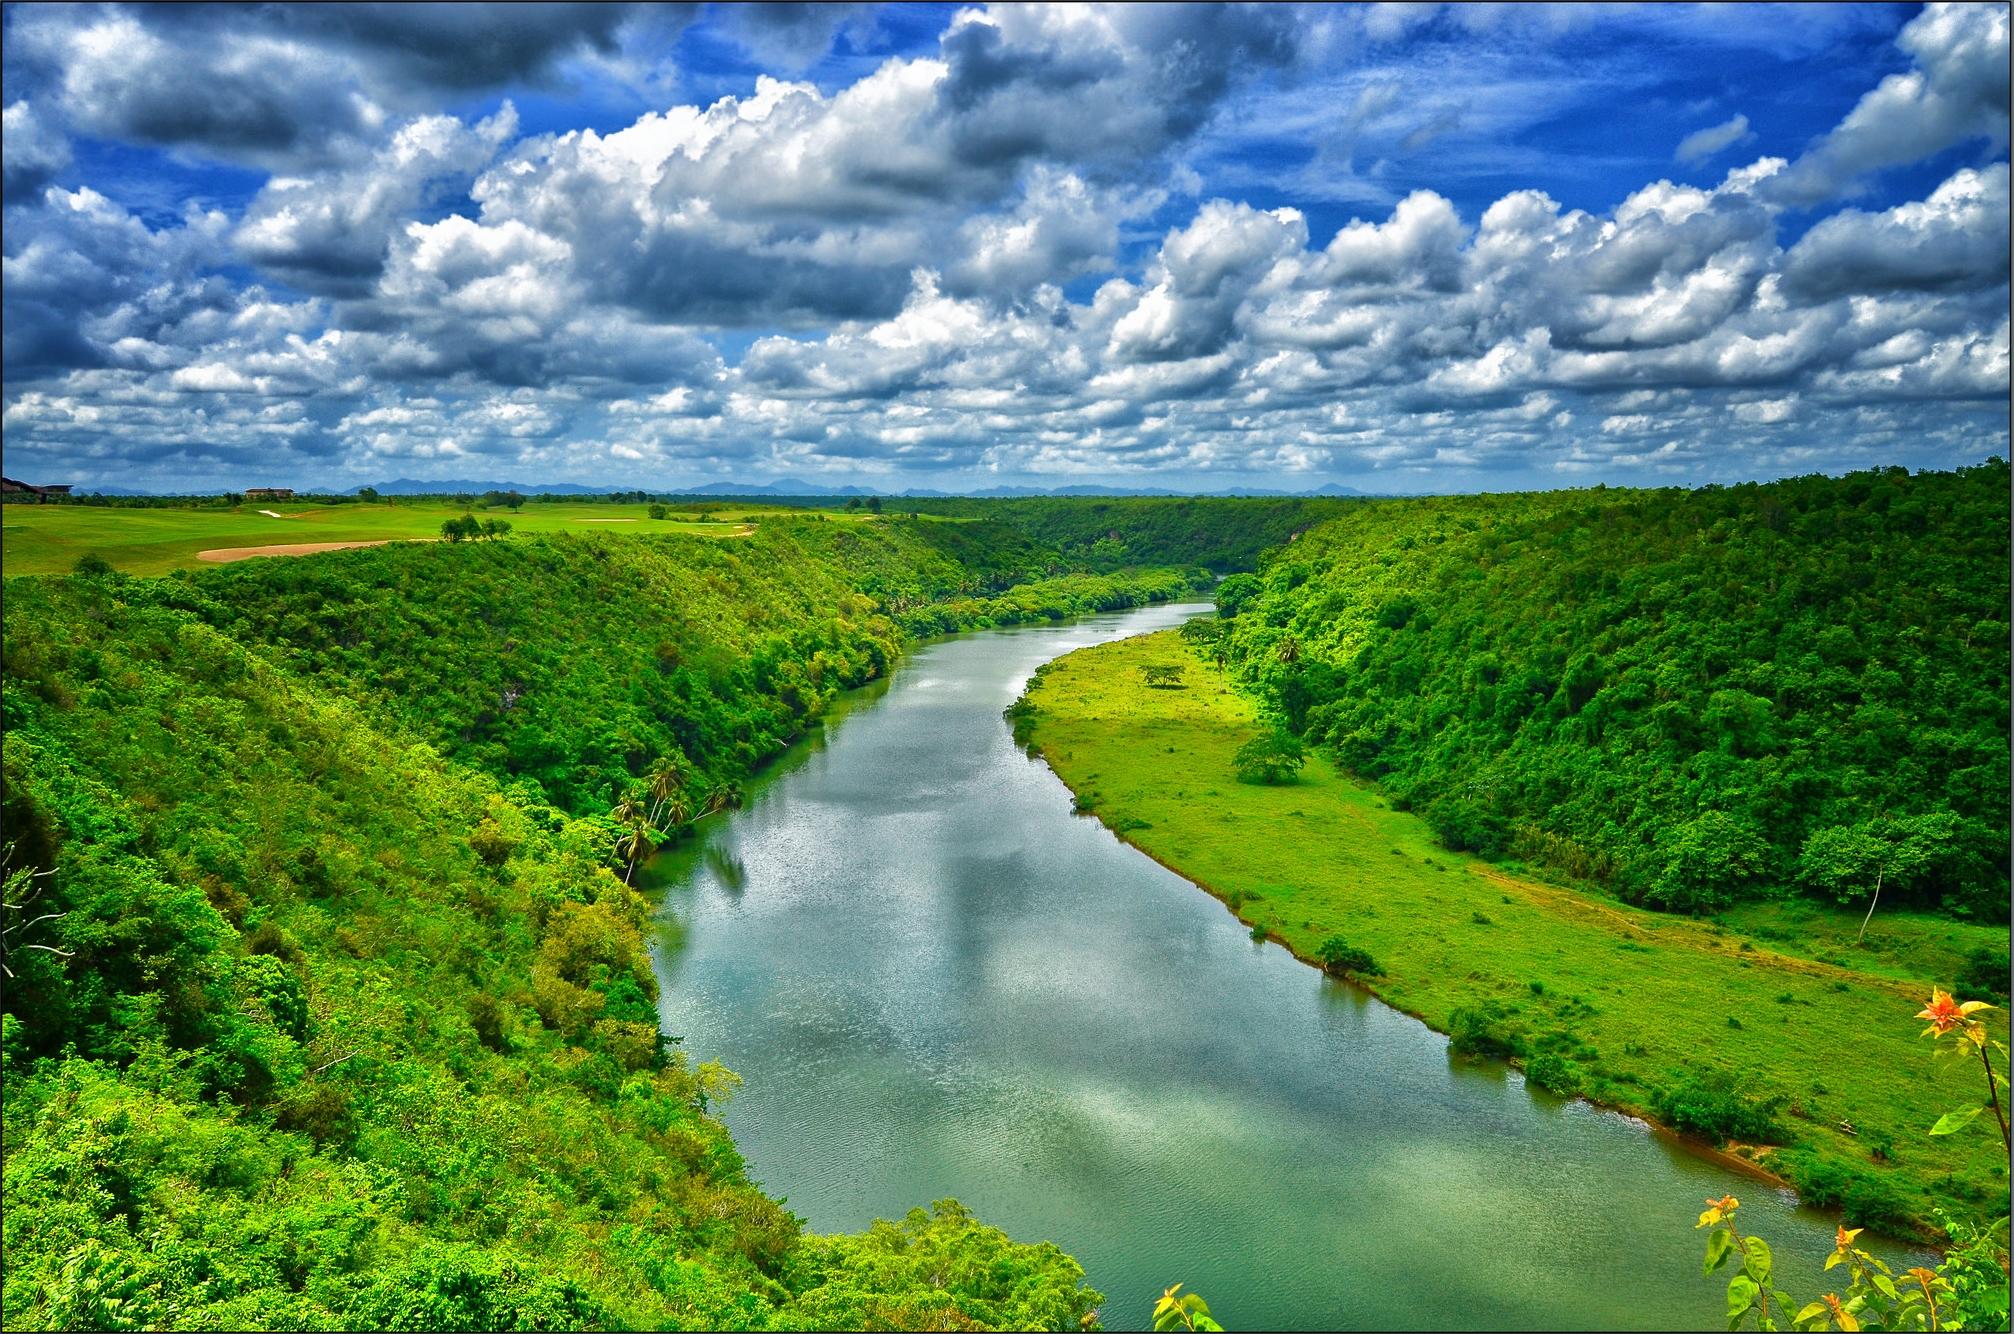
[198,540,402,562]
[257,510,290,518]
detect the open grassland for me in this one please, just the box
[0,501,950,576]
[1021,629,2010,1238]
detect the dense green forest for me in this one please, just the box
[1,519,1187,1330]
[904,497,1352,572]
[1213,462,2011,921]
[185,520,1196,814]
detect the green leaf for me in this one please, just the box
[1706,1228,1735,1274]
[1928,1105,1985,1136]
[1870,1274,1900,1302]
[1728,1274,1761,1321]
[1742,1236,1773,1285]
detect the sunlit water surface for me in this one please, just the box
[648,603,1912,1330]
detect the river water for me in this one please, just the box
[647,602,1892,1330]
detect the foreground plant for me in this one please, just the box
[1152,1283,1223,1332]
[1917,989,2010,1151]
[1697,990,2011,1331]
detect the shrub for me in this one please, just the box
[1447,1003,1524,1059]
[1778,1152,1917,1234]
[1315,936,1380,978]
[1959,944,2011,1003]
[1524,1051,1584,1095]
[1425,796,1507,857]
[1650,1070,1784,1144]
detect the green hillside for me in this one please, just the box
[1215,462,2011,921]
[0,525,1186,1330]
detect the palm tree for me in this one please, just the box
[614,820,656,886]
[661,787,693,835]
[645,754,688,827]
[610,791,651,884]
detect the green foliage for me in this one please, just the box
[1315,936,1380,978]
[1697,1195,2008,1331]
[782,1201,1102,1332]
[1216,463,2011,921]
[1652,1070,1786,1144]
[1524,1050,1584,1096]
[1958,946,2010,1004]
[1233,730,1305,785]
[1447,1003,1526,1059]
[0,534,1118,1331]
[1152,1283,1224,1332]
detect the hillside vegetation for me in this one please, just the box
[908,496,1352,571]
[0,523,1183,1330]
[1215,463,2011,922]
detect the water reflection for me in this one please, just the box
[648,603,1922,1332]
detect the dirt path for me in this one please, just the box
[197,540,407,562]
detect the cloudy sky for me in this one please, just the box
[2,2,2007,493]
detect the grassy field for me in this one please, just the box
[1021,628,2009,1237]
[0,501,914,575]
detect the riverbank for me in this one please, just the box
[1017,628,2009,1240]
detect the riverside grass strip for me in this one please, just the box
[1020,627,2010,1239]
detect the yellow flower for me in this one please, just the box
[1697,1194,1740,1228]
[1834,1225,1861,1251]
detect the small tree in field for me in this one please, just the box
[1798,814,1955,943]
[1234,730,1305,784]
[1142,664,1185,689]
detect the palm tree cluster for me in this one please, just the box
[610,753,744,884]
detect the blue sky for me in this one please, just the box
[2,2,2007,494]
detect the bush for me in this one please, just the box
[1315,936,1380,978]
[1778,1152,1918,1234]
[1650,1070,1785,1144]
[1426,796,1508,858]
[1959,944,2011,1003]
[1447,1003,1525,1059]
[1524,1051,1584,1095]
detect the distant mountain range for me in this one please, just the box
[346,478,1372,499]
[65,477,1372,499]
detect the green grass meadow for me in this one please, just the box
[0,501,957,576]
[1023,629,2009,1236]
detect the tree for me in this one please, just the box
[1647,811,1769,914]
[356,486,380,503]
[645,755,688,828]
[1215,573,1261,618]
[1234,730,1306,784]
[1798,815,1955,943]
[648,504,669,520]
[479,518,511,541]
[1315,936,1380,978]
[440,515,482,542]
[1142,664,1185,689]
[611,793,654,885]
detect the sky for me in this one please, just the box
[1,2,2007,495]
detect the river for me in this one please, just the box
[647,601,1899,1330]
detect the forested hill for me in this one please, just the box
[908,496,1353,572]
[1,522,1182,1330]
[156,519,1199,815]
[1215,462,2011,920]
